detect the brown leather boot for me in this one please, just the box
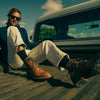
[66,53,100,84]
[66,59,87,84]
[25,57,52,80]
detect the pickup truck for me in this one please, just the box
[32,0,100,74]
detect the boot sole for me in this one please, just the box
[27,75,53,82]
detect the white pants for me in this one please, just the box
[28,40,70,67]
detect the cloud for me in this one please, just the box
[1,20,7,24]
[68,33,78,38]
[69,28,76,32]
[42,0,63,16]
[68,32,88,38]
[91,32,100,37]
[79,32,87,38]
[20,22,26,28]
[68,32,100,38]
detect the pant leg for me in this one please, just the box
[28,40,70,67]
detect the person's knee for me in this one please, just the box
[41,40,55,55]
[42,40,54,46]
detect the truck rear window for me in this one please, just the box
[68,20,100,39]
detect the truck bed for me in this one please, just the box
[0,64,100,100]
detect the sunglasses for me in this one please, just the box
[10,15,21,21]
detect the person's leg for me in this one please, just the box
[28,40,100,84]
[28,40,70,68]
[64,53,100,85]
[7,26,52,80]
[28,40,85,84]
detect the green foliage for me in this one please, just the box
[38,26,55,41]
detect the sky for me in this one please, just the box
[0,0,94,36]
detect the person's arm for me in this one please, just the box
[7,26,37,70]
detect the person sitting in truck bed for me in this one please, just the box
[0,8,99,85]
